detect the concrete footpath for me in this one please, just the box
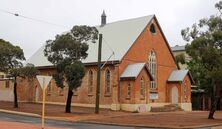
[1,101,222,129]
[0,121,62,129]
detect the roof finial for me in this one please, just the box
[101,10,106,26]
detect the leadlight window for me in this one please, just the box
[88,70,93,94]
[150,24,156,34]
[127,82,131,98]
[183,80,187,100]
[47,82,51,95]
[5,80,9,88]
[148,50,157,89]
[140,78,145,97]
[105,69,111,95]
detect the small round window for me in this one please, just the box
[150,24,156,34]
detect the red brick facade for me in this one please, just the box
[17,16,192,111]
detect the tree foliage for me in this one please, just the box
[181,1,222,119]
[0,39,39,108]
[0,39,25,72]
[44,25,98,113]
[175,53,186,64]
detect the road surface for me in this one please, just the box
[0,112,219,129]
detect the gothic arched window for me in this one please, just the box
[105,69,111,95]
[88,70,93,94]
[140,77,145,97]
[148,50,157,89]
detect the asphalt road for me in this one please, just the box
[0,112,216,129]
[0,112,160,129]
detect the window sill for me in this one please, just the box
[150,89,157,93]
[104,94,111,97]
[140,97,145,100]
[151,32,156,36]
[88,94,93,96]
[125,97,131,100]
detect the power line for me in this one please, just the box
[102,37,115,53]
[0,9,69,29]
[99,37,115,69]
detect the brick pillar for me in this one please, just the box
[111,64,120,110]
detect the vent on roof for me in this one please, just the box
[150,24,156,34]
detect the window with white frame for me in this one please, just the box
[88,70,93,95]
[183,80,187,100]
[140,77,145,97]
[5,80,9,88]
[105,69,111,95]
[127,82,131,98]
[47,82,52,95]
[148,50,157,89]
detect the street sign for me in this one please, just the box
[36,75,52,90]
[36,75,52,129]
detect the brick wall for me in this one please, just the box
[16,17,192,109]
[119,18,178,103]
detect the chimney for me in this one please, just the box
[101,10,106,26]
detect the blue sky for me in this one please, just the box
[0,0,219,59]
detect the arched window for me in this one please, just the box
[47,82,51,95]
[150,23,156,34]
[140,77,145,97]
[127,82,131,98]
[148,50,157,89]
[105,69,111,95]
[88,70,93,94]
[183,80,187,100]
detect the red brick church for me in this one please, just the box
[17,12,193,112]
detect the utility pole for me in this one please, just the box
[95,34,102,114]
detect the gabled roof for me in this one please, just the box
[120,63,153,81]
[171,45,185,52]
[168,70,194,84]
[27,15,154,67]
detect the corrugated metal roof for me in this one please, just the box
[168,70,189,82]
[120,63,146,79]
[26,15,154,67]
[171,45,185,52]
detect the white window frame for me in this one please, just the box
[126,82,131,98]
[105,69,111,95]
[140,77,145,97]
[88,70,93,95]
[148,50,157,90]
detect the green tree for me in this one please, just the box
[0,39,39,108]
[0,39,25,108]
[44,25,98,113]
[175,53,186,64]
[0,39,25,72]
[9,64,39,107]
[181,1,222,119]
